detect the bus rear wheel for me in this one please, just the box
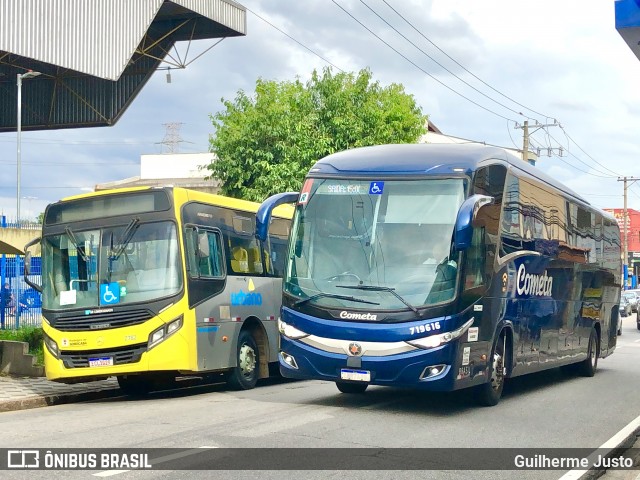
[336,381,368,394]
[475,331,506,407]
[576,328,599,377]
[227,330,259,390]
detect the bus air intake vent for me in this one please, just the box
[53,309,153,331]
[60,343,148,369]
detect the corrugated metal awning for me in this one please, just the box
[0,0,246,131]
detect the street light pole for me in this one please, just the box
[16,70,41,225]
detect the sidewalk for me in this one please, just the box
[0,374,121,412]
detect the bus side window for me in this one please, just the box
[186,227,224,279]
[464,226,486,290]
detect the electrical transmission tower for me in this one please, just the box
[157,122,186,153]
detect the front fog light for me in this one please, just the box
[280,352,299,369]
[420,364,447,379]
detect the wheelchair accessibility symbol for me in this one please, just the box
[100,282,121,305]
[369,181,384,195]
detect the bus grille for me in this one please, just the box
[60,343,148,368]
[53,309,153,331]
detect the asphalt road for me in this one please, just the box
[2,320,640,480]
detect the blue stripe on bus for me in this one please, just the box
[197,326,220,333]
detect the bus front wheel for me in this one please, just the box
[227,330,259,390]
[475,331,506,407]
[336,381,368,394]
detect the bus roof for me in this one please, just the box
[311,143,589,206]
[58,186,293,219]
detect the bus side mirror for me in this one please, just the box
[454,195,494,251]
[256,192,299,242]
[23,236,42,293]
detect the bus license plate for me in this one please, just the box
[340,368,370,382]
[88,357,113,367]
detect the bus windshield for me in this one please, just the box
[285,178,466,311]
[42,221,182,310]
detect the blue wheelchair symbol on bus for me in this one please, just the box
[100,282,121,305]
[369,181,384,195]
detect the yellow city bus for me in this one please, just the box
[24,187,293,394]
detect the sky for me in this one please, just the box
[0,0,639,221]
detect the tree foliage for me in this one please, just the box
[206,68,427,201]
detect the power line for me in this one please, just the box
[245,7,344,73]
[527,136,613,178]
[558,125,622,177]
[542,130,618,178]
[331,0,516,122]
[378,0,552,122]
[358,0,536,121]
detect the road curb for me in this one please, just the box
[0,387,122,413]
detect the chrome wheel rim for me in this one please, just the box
[490,351,504,392]
[239,344,256,377]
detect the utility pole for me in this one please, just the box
[618,176,640,288]
[514,120,560,163]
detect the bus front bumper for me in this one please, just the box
[43,329,191,382]
[279,336,464,391]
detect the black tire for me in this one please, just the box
[117,374,154,396]
[575,328,599,377]
[636,321,640,331]
[227,330,259,390]
[336,381,368,394]
[475,331,506,407]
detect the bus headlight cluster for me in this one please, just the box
[43,333,59,359]
[406,318,474,350]
[148,315,183,350]
[278,318,309,340]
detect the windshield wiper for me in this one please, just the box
[337,284,419,315]
[294,293,380,307]
[110,217,140,260]
[64,226,89,263]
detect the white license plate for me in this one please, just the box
[340,368,370,382]
[88,357,114,367]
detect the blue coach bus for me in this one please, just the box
[258,144,622,406]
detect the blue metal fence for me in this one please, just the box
[0,255,42,330]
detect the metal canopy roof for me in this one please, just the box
[0,0,246,132]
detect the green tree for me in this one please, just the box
[206,68,427,201]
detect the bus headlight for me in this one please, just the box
[278,318,309,340]
[148,315,183,350]
[43,333,59,359]
[406,318,474,350]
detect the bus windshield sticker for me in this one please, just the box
[320,184,363,195]
[468,327,479,342]
[59,289,77,306]
[369,181,384,195]
[100,282,121,305]
[473,304,483,312]
[299,179,313,205]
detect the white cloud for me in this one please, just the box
[0,0,638,216]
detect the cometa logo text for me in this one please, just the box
[339,311,378,320]
[516,264,553,297]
